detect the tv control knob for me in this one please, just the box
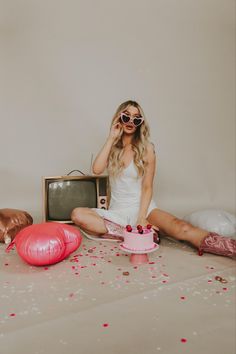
[100,198,106,204]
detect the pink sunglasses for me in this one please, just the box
[120,113,144,127]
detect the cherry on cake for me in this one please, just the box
[123,224,155,251]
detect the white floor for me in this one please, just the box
[0,236,235,354]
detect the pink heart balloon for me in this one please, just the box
[6,222,82,266]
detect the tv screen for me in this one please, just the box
[43,175,108,223]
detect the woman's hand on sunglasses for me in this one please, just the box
[109,122,123,141]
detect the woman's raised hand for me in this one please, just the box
[109,122,123,142]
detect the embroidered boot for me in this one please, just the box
[198,232,236,259]
[153,228,160,244]
[101,218,124,241]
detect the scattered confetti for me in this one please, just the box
[0,235,235,351]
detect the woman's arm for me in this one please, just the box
[136,143,156,225]
[92,122,122,175]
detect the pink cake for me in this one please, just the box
[123,225,155,251]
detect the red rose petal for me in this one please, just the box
[181,338,187,343]
[103,323,109,327]
[9,313,16,317]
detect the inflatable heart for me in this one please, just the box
[61,223,82,256]
[6,222,82,266]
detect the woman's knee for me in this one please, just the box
[71,208,107,235]
[71,207,88,225]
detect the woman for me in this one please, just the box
[72,100,236,258]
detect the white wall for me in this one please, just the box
[0,0,235,222]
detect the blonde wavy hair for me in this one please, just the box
[108,100,150,178]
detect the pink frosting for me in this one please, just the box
[123,228,154,251]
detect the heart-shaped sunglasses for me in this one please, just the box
[120,113,144,127]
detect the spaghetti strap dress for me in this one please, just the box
[92,160,157,226]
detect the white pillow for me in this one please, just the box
[183,209,236,239]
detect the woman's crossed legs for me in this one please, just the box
[71,207,208,248]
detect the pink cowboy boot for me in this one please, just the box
[101,218,124,241]
[153,228,160,244]
[198,232,236,259]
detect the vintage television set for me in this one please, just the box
[43,171,109,223]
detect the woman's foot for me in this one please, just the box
[198,232,236,259]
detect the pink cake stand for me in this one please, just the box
[119,243,159,265]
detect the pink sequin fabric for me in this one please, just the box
[199,232,236,259]
[101,218,124,241]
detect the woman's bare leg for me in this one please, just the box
[71,207,124,241]
[147,208,208,249]
[71,207,107,236]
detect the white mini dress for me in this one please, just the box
[92,160,157,226]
